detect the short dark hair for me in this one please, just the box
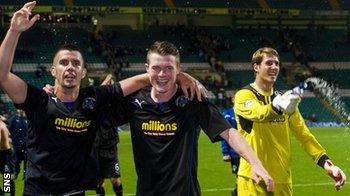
[147,41,180,66]
[53,44,86,67]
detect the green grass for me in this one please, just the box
[11,127,350,195]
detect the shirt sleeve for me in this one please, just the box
[226,111,237,129]
[14,84,48,114]
[197,101,231,142]
[94,82,124,106]
[234,89,281,122]
[108,97,129,126]
[289,109,327,164]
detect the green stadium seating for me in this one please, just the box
[314,69,350,88]
[225,70,291,90]
[11,26,103,64]
[16,72,54,88]
[299,97,340,122]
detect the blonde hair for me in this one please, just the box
[251,47,279,67]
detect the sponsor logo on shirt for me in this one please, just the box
[134,98,145,109]
[141,120,177,131]
[269,116,286,123]
[54,117,91,132]
[243,100,253,108]
[140,120,178,136]
[51,97,58,103]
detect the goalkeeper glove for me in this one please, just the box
[324,160,346,191]
[272,90,301,114]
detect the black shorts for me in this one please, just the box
[97,151,121,179]
[230,157,240,174]
[0,149,15,174]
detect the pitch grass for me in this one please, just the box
[12,127,350,195]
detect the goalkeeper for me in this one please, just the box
[234,47,346,195]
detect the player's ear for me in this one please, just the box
[177,64,182,73]
[253,63,259,73]
[50,65,56,77]
[82,67,87,79]
[144,63,149,72]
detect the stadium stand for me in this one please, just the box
[300,97,340,122]
[172,0,260,8]
[1,1,350,124]
[267,0,331,10]
[1,0,65,5]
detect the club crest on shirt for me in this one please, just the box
[175,96,188,108]
[243,100,253,108]
[82,97,96,110]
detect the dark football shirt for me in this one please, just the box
[94,102,126,158]
[123,86,231,196]
[15,83,123,195]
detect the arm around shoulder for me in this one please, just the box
[119,73,150,96]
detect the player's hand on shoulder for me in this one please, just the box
[177,72,208,101]
[43,84,55,94]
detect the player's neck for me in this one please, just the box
[253,79,273,94]
[55,85,80,102]
[151,84,177,103]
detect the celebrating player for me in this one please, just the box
[117,41,274,195]
[234,47,346,195]
[0,2,204,195]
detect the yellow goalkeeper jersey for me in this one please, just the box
[234,83,327,184]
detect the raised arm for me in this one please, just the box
[0,1,40,104]
[220,128,274,192]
